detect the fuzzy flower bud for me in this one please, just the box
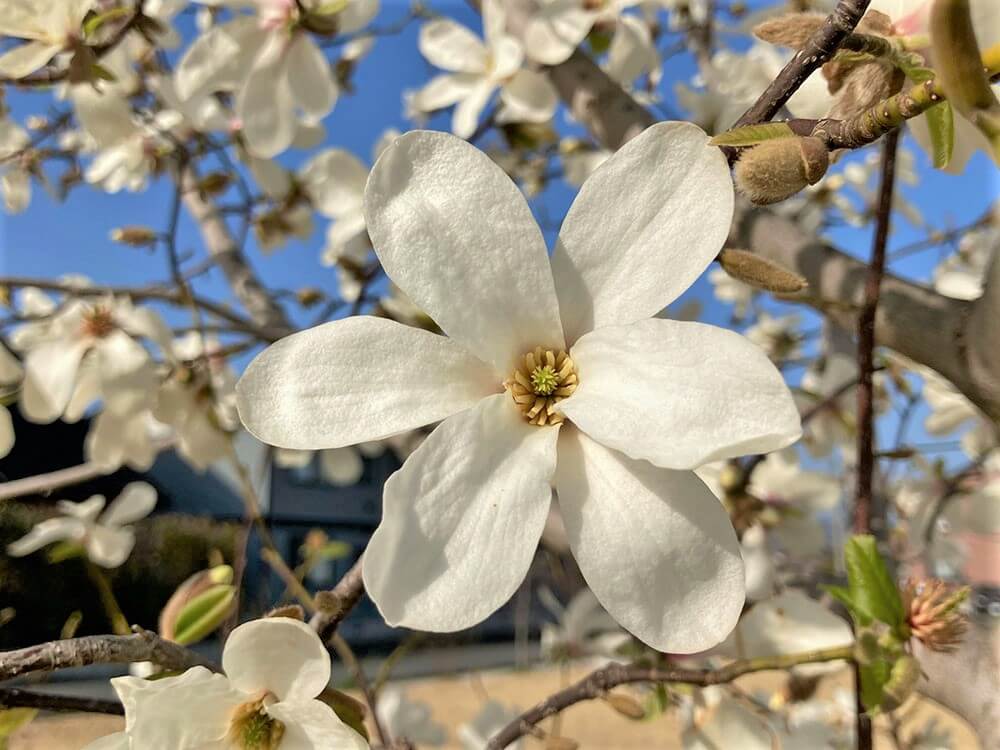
[753,13,826,49]
[110,226,159,247]
[717,248,808,294]
[734,137,830,205]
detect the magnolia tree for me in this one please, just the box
[0,0,998,747]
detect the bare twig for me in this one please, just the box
[0,630,213,682]
[0,687,124,715]
[485,645,855,749]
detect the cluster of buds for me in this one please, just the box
[901,578,970,652]
[734,136,831,205]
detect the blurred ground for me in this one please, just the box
[9,663,979,749]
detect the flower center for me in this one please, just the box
[505,346,578,426]
[228,694,284,750]
[81,307,115,338]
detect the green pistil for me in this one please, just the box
[530,365,559,395]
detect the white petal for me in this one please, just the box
[238,46,295,158]
[237,316,496,450]
[174,16,263,99]
[419,18,488,73]
[337,0,380,35]
[20,337,91,423]
[684,693,772,750]
[0,405,12,458]
[2,167,31,213]
[558,318,801,470]
[489,35,524,81]
[451,78,496,139]
[363,394,557,631]
[555,427,744,653]
[85,524,136,568]
[101,482,157,527]
[523,1,596,65]
[111,668,241,748]
[6,517,83,557]
[0,41,62,79]
[319,447,364,486]
[551,122,734,343]
[300,148,367,219]
[266,699,369,750]
[499,69,558,124]
[364,130,564,373]
[223,618,330,702]
[286,35,338,122]
[412,72,479,113]
[57,495,106,521]
[95,331,157,416]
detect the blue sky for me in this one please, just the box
[1,0,997,466]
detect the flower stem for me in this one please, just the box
[84,562,130,636]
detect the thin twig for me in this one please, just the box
[0,687,124,715]
[309,556,366,645]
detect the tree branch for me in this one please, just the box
[0,687,124,715]
[0,630,213,682]
[309,556,366,645]
[485,645,855,749]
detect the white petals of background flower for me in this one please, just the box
[237,123,802,653]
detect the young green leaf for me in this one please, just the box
[924,101,955,169]
[709,122,796,147]
[859,659,892,713]
[844,535,905,628]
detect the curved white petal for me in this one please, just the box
[57,495,106,521]
[237,45,295,158]
[267,699,370,750]
[0,41,62,79]
[224,618,330,702]
[489,35,524,81]
[364,130,564,373]
[237,316,496,450]
[20,337,91,423]
[551,122,734,344]
[523,2,596,65]
[363,394,557,631]
[558,319,801,470]
[319,447,364,486]
[337,0,380,35]
[6,517,83,557]
[300,148,368,219]
[555,427,744,653]
[174,16,264,99]
[419,18,488,73]
[451,79,496,139]
[101,482,157,527]
[411,72,480,113]
[0,405,12,458]
[287,35,338,123]
[499,69,558,124]
[111,668,241,748]
[85,524,136,568]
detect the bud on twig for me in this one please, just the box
[880,654,922,712]
[544,736,580,750]
[602,692,645,719]
[734,136,830,205]
[110,225,159,247]
[717,248,808,294]
[753,13,826,49]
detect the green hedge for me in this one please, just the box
[0,502,239,649]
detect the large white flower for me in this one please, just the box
[237,123,801,652]
[0,0,94,79]
[411,0,558,139]
[82,618,369,750]
[6,482,156,568]
[0,117,32,213]
[0,342,23,457]
[522,0,637,66]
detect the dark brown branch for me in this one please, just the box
[0,687,124,715]
[0,630,213,682]
[485,646,854,750]
[309,556,366,645]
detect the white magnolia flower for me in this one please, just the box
[744,312,801,363]
[604,15,661,92]
[740,524,776,602]
[175,0,378,157]
[708,267,754,319]
[923,368,984,435]
[932,222,997,301]
[539,587,630,660]
[0,0,94,79]
[0,342,23,457]
[376,687,447,747]
[411,0,558,139]
[238,123,801,652]
[82,618,369,750]
[558,138,611,188]
[16,296,167,424]
[458,701,522,750]
[0,117,32,213]
[6,482,156,568]
[522,0,637,66]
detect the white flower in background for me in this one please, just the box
[538,587,630,660]
[238,124,801,652]
[175,0,378,158]
[411,0,558,139]
[558,138,611,187]
[0,0,94,79]
[86,408,163,472]
[522,0,637,66]
[740,524,776,602]
[0,343,23,457]
[82,618,369,750]
[274,445,370,486]
[708,267,754,319]
[604,15,661,93]
[744,311,801,363]
[377,687,447,747]
[923,367,984,435]
[16,296,168,424]
[6,482,156,568]
[458,701,522,750]
[932,222,997,301]
[0,117,32,213]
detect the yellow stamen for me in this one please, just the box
[504,346,578,426]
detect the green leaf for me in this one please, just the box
[709,122,796,147]
[859,659,892,713]
[924,101,955,168]
[844,535,905,628]
[83,7,130,38]
[46,540,84,564]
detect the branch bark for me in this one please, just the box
[309,556,366,645]
[0,687,124,715]
[0,630,213,682]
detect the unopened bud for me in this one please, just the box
[110,226,158,246]
[718,248,808,294]
[266,604,305,621]
[880,654,922,712]
[197,171,232,197]
[734,136,830,205]
[296,287,325,308]
[603,692,645,719]
[163,567,236,645]
[753,13,825,49]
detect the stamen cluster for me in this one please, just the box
[902,578,969,653]
[506,347,578,426]
[228,694,285,750]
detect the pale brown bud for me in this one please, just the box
[734,136,830,205]
[603,692,645,719]
[753,13,825,49]
[110,225,158,246]
[197,171,232,197]
[296,287,325,308]
[827,60,904,120]
[266,604,306,621]
[718,248,808,294]
[880,654,922,712]
[545,736,580,750]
